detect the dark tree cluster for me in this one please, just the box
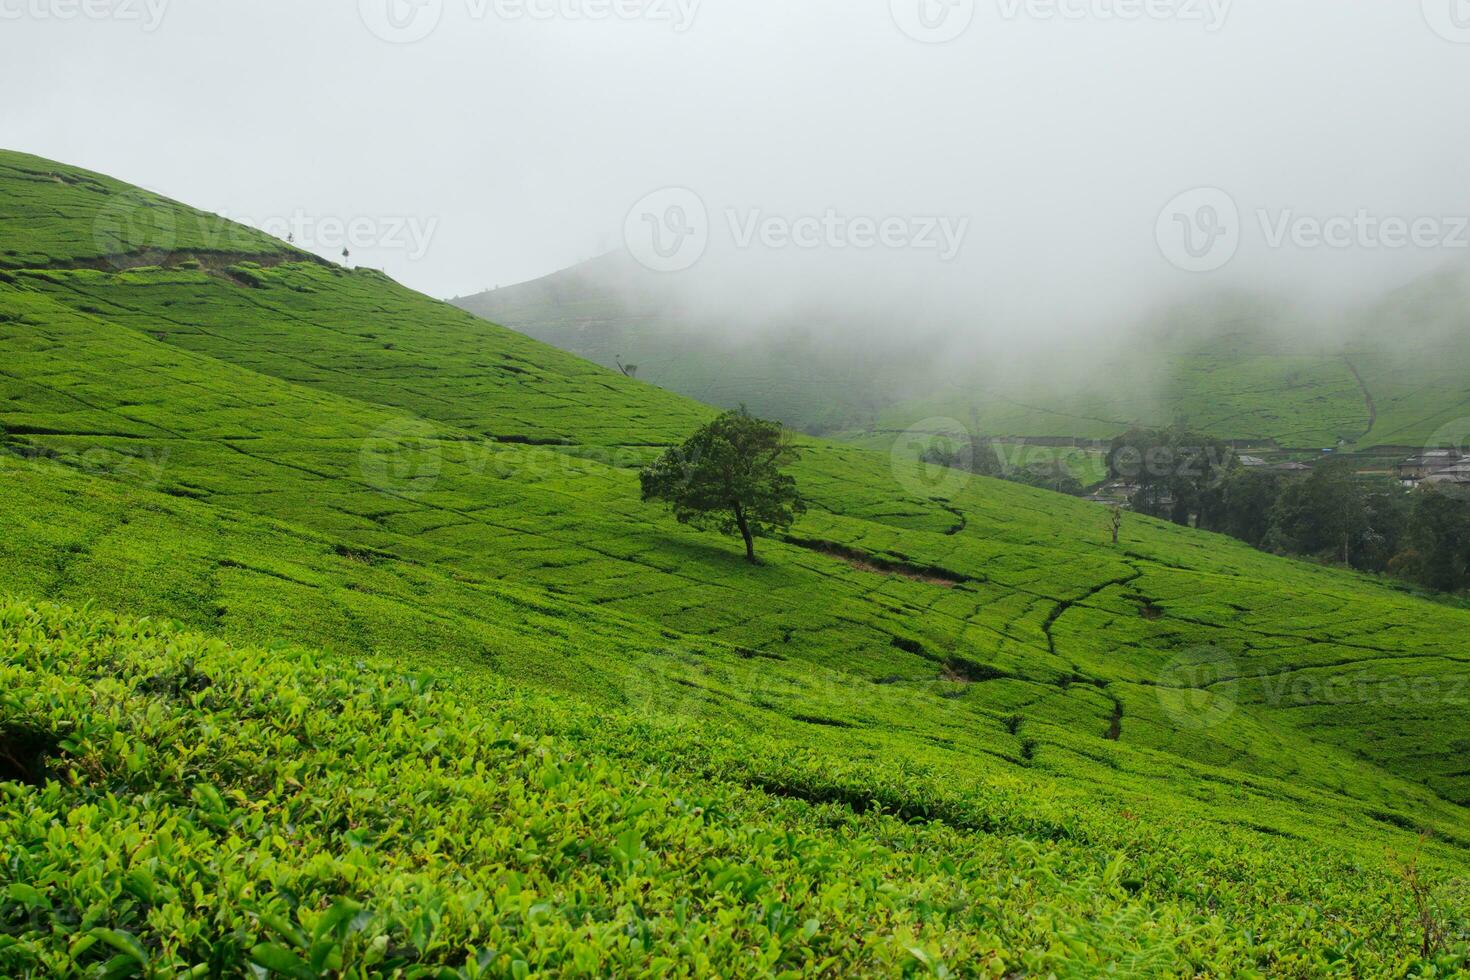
[1109,426,1470,593]
[921,439,1084,497]
[1106,425,1234,527]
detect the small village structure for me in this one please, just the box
[1398,450,1469,487]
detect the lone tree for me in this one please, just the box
[640,408,805,563]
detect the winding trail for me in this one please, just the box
[1342,353,1377,442]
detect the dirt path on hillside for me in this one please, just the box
[1342,353,1377,442]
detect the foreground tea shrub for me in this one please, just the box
[2,598,1468,977]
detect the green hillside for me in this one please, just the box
[4,149,1470,975]
[452,255,923,436]
[457,263,1470,455]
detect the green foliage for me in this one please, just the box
[1107,424,1235,526]
[5,149,1470,973]
[464,270,1470,454]
[1396,485,1470,592]
[1217,468,1286,547]
[1268,466,1410,572]
[920,437,1091,495]
[5,598,1470,977]
[640,409,805,562]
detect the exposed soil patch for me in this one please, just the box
[1105,699,1124,741]
[735,646,787,662]
[936,502,968,536]
[787,537,969,587]
[790,714,855,729]
[942,658,1009,684]
[24,249,322,277]
[489,434,573,446]
[1342,353,1377,441]
[892,635,927,657]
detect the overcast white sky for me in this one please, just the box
[4,0,1470,334]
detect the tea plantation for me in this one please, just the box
[3,149,1470,975]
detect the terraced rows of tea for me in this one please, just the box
[8,597,1468,975]
[3,149,1470,974]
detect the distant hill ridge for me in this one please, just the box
[454,252,1470,453]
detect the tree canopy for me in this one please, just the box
[640,409,805,563]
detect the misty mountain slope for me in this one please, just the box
[1342,266,1470,448]
[453,254,921,434]
[458,257,1470,453]
[4,151,1470,972]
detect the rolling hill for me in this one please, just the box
[3,149,1470,975]
[455,258,1470,457]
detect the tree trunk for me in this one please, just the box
[732,501,756,563]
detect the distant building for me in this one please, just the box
[1086,482,1139,505]
[1398,450,1465,486]
[1236,456,1311,474]
[1423,460,1470,487]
